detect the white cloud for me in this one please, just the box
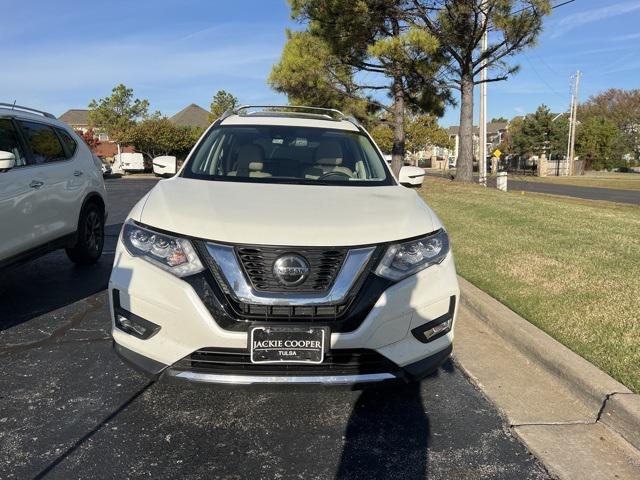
[610,32,640,41]
[551,0,640,38]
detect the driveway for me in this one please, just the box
[0,178,548,479]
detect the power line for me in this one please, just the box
[531,51,561,77]
[487,0,577,32]
[510,0,576,16]
[523,53,567,99]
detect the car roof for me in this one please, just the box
[220,114,360,132]
[217,106,362,132]
[0,106,73,130]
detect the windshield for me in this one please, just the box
[182,125,393,186]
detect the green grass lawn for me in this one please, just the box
[420,178,640,393]
[512,172,640,191]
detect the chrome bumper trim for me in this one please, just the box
[166,370,396,385]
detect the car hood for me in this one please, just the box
[136,177,441,246]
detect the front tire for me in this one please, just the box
[66,203,104,264]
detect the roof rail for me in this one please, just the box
[233,105,347,121]
[0,102,56,119]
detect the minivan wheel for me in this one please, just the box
[66,203,104,264]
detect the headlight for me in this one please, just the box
[375,230,450,281]
[121,220,204,277]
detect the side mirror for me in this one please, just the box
[0,151,16,171]
[399,165,425,188]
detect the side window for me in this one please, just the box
[0,119,27,167]
[56,128,78,158]
[18,121,66,164]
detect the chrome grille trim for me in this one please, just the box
[205,243,375,306]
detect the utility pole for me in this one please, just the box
[478,0,488,186]
[566,70,581,175]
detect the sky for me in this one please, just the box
[1,0,639,127]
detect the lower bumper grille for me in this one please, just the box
[170,348,399,377]
[238,302,348,319]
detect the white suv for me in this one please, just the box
[0,103,107,268]
[110,106,459,386]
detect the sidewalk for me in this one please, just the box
[453,277,640,480]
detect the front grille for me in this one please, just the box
[188,241,392,333]
[236,246,347,292]
[171,347,399,376]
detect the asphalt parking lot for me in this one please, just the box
[0,178,549,479]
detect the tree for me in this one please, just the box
[75,128,100,151]
[490,116,508,123]
[507,105,567,157]
[370,114,451,156]
[272,0,451,176]
[127,118,201,160]
[209,90,238,122]
[579,89,640,161]
[406,114,452,153]
[413,0,552,182]
[269,30,373,123]
[576,116,623,170]
[88,84,149,154]
[370,123,394,153]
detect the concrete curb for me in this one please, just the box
[458,276,640,451]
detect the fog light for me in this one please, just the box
[116,314,149,337]
[421,319,452,341]
[112,289,160,340]
[411,296,456,344]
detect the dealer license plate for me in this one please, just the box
[250,326,327,364]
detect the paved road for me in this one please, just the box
[0,178,548,479]
[425,170,640,205]
[500,178,640,205]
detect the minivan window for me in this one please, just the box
[183,125,393,186]
[56,128,78,158]
[0,119,27,167]
[18,121,66,164]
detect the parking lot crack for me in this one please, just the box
[0,295,106,356]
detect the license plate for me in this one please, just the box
[250,326,327,364]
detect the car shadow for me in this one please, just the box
[336,379,432,479]
[0,222,122,331]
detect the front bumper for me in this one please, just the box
[114,341,453,386]
[109,243,460,385]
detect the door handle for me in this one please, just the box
[73,170,84,177]
[29,180,44,189]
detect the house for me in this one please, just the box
[447,125,480,161]
[57,102,210,161]
[93,143,135,159]
[58,109,109,141]
[58,108,129,160]
[408,144,454,169]
[486,120,508,153]
[169,103,209,129]
[444,120,508,162]
[58,109,90,133]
